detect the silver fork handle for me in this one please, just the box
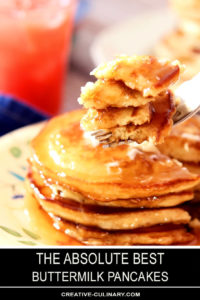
[173,103,200,126]
[173,72,200,126]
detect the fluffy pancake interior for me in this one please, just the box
[78,80,155,109]
[90,90,175,145]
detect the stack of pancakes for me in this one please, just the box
[27,110,200,245]
[79,56,180,145]
[155,0,200,82]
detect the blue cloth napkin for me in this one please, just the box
[75,0,90,23]
[0,95,49,136]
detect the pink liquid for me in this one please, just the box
[0,0,77,115]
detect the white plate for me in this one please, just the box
[0,123,44,246]
[90,9,176,66]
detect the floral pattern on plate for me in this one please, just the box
[0,123,44,246]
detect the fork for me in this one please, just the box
[89,73,200,147]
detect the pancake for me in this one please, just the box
[155,30,199,61]
[78,80,155,109]
[36,197,191,231]
[91,55,181,97]
[158,116,200,197]
[80,104,152,131]
[50,216,193,245]
[156,0,200,83]
[29,165,194,208]
[182,163,200,199]
[158,115,200,163]
[27,176,191,231]
[170,0,200,21]
[27,175,194,245]
[180,19,200,37]
[155,29,200,82]
[30,110,200,201]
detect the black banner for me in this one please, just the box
[0,248,200,298]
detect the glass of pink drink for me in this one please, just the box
[0,0,77,115]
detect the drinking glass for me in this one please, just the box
[0,0,77,115]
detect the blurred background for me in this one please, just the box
[65,0,169,112]
[1,0,200,134]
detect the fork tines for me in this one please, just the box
[90,129,108,137]
[91,130,112,141]
[90,129,133,147]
